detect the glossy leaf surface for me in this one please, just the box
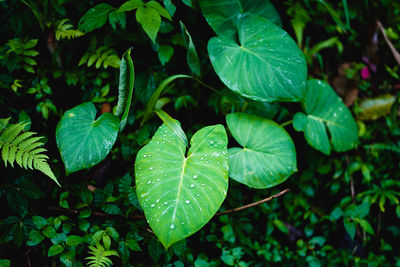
[199,0,281,36]
[56,102,120,174]
[135,123,228,248]
[208,14,306,102]
[293,80,358,155]
[226,112,296,189]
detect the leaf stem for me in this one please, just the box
[192,78,221,94]
[216,188,290,216]
[280,120,293,127]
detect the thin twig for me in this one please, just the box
[281,120,293,127]
[216,189,290,216]
[377,21,400,66]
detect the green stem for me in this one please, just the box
[192,78,221,94]
[280,120,293,127]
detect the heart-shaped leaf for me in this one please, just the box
[226,112,296,189]
[199,0,281,36]
[293,79,358,155]
[56,102,120,174]
[208,14,307,102]
[135,122,228,248]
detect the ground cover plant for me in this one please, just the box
[0,0,400,266]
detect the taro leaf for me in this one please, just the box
[115,48,135,132]
[56,102,120,174]
[293,80,358,155]
[135,123,228,248]
[199,0,281,36]
[226,112,296,189]
[208,14,306,102]
[78,4,114,33]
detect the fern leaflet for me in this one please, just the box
[54,19,84,40]
[0,118,60,186]
[86,244,119,267]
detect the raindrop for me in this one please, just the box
[185,200,190,204]
[147,181,152,184]
[190,184,195,188]
[150,204,155,208]
[170,224,175,229]
[164,201,168,205]
[193,175,198,179]
[143,155,147,158]
[149,167,153,170]
[333,113,337,117]
[156,199,160,203]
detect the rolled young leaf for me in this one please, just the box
[293,79,358,155]
[135,122,228,248]
[115,48,135,132]
[226,112,296,189]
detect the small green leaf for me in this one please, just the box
[27,230,44,246]
[135,123,228,248]
[103,234,111,250]
[293,80,358,155]
[136,5,161,43]
[43,226,57,239]
[119,0,144,12]
[226,113,296,189]
[126,239,142,251]
[79,4,114,33]
[344,219,356,240]
[32,216,48,229]
[119,173,132,195]
[158,45,174,65]
[56,102,120,174]
[146,1,172,21]
[0,260,11,267]
[359,219,375,235]
[48,244,64,257]
[66,235,84,246]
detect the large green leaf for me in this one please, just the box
[208,14,307,102]
[56,102,120,174]
[78,4,113,33]
[293,80,358,155]
[199,0,281,36]
[115,48,135,132]
[226,112,296,189]
[135,123,228,248]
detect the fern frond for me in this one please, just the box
[86,244,118,267]
[79,45,120,69]
[54,19,84,41]
[0,118,60,186]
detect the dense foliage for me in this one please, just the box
[1,0,400,266]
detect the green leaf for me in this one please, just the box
[226,112,296,188]
[358,219,375,235]
[199,0,281,36]
[0,260,10,267]
[79,4,114,33]
[43,226,57,239]
[180,21,201,76]
[33,216,48,229]
[344,219,356,240]
[207,14,306,102]
[115,48,135,132]
[163,0,176,16]
[125,239,142,251]
[158,45,174,65]
[27,230,44,246]
[356,94,396,120]
[109,9,127,30]
[293,80,358,155]
[56,102,120,174]
[154,109,188,147]
[119,0,144,12]
[136,5,161,43]
[146,1,172,21]
[48,244,64,257]
[135,123,228,248]
[66,235,84,246]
